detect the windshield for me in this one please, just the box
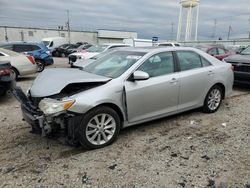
[240,46,250,55]
[84,51,146,78]
[42,41,50,46]
[87,45,109,53]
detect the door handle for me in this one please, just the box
[208,71,214,76]
[170,78,178,84]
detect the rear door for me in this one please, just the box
[125,51,180,123]
[176,51,214,111]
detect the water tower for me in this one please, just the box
[176,0,200,41]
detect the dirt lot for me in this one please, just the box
[0,58,249,188]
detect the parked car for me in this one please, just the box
[66,44,92,55]
[68,43,131,64]
[42,37,67,51]
[224,45,250,84]
[12,47,233,149]
[195,45,233,61]
[70,48,125,68]
[0,42,53,72]
[0,48,37,80]
[0,61,13,96]
[51,44,78,57]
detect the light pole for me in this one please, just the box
[66,10,71,44]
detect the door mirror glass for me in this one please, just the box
[133,70,149,81]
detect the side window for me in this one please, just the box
[0,45,13,50]
[201,56,212,67]
[208,48,217,56]
[176,51,202,71]
[138,52,174,77]
[49,41,54,47]
[0,52,4,56]
[218,48,226,55]
[14,44,32,52]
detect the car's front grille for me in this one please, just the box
[230,62,250,72]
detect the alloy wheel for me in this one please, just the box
[207,88,222,111]
[86,113,116,146]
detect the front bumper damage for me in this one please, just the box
[11,87,80,145]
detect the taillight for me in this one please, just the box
[27,55,35,65]
[46,51,51,56]
[0,68,11,76]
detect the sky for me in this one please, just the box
[0,0,250,40]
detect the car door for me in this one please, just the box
[176,51,214,111]
[125,51,180,123]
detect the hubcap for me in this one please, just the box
[86,114,116,146]
[208,89,221,111]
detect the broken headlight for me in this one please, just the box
[39,98,75,115]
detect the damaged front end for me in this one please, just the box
[11,80,109,145]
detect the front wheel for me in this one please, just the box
[203,85,223,113]
[36,60,45,72]
[76,106,121,149]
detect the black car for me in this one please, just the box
[52,44,82,57]
[224,45,250,85]
[0,61,13,96]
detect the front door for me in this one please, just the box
[125,51,180,123]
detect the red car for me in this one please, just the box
[196,45,234,61]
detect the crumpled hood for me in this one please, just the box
[225,54,250,64]
[30,68,111,97]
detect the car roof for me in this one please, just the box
[102,43,131,47]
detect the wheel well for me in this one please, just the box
[96,103,125,123]
[213,83,225,99]
[11,66,19,76]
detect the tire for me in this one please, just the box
[0,86,7,96]
[76,106,121,149]
[11,67,18,80]
[202,85,223,113]
[60,52,66,57]
[36,60,45,72]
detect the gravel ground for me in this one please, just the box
[0,58,249,188]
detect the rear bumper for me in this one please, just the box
[43,57,54,66]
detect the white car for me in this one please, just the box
[68,43,130,65]
[0,48,37,79]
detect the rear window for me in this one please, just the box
[32,45,41,51]
[14,44,33,52]
[0,44,13,50]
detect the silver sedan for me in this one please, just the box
[15,47,234,149]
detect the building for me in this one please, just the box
[0,26,138,44]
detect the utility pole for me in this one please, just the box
[66,10,71,44]
[248,18,250,39]
[211,19,217,40]
[171,22,174,41]
[227,17,232,40]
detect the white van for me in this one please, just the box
[42,37,67,50]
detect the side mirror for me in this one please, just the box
[132,70,150,81]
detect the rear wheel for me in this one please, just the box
[36,60,45,72]
[11,67,18,80]
[76,106,121,149]
[203,85,223,113]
